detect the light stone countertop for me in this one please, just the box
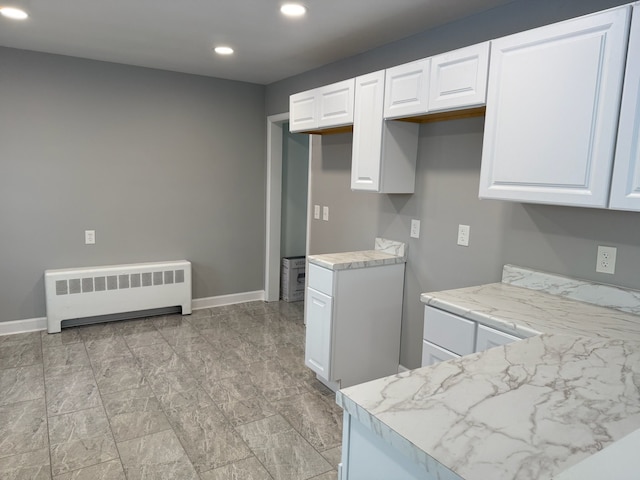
[307,237,407,271]
[336,265,640,480]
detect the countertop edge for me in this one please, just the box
[336,389,464,480]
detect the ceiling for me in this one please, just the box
[0,0,516,85]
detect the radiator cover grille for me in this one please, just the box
[45,260,192,333]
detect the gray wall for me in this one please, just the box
[0,46,266,322]
[280,125,309,258]
[267,0,640,368]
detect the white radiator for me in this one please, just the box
[44,260,192,333]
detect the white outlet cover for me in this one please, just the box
[596,245,617,274]
[85,230,96,245]
[410,219,420,239]
[322,206,329,221]
[314,205,320,220]
[457,224,470,247]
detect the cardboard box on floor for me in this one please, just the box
[281,256,305,302]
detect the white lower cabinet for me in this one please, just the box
[304,262,405,389]
[422,306,522,367]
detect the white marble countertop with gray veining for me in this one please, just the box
[337,265,640,480]
[308,238,407,271]
[420,282,640,342]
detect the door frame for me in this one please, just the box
[265,112,289,302]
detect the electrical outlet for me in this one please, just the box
[410,219,420,239]
[596,245,616,274]
[314,205,320,220]
[85,230,96,245]
[457,224,470,247]
[322,206,329,221]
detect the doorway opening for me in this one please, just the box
[265,113,310,302]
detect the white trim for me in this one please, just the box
[0,291,266,336]
[0,317,47,335]
[397,364,410,373]
[191,290,265,310]
[265,112,289,302]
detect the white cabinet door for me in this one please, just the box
[305,287,333,379]
[421,340,460,367]
[479,6,631,208]
[383,59,430,119]
[475,325,519,353]
[351,71,385,191]
[290,89,318,132]
[610,5,640,211]
[428,42,489,112]
[318,79,355,129]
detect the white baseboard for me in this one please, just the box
[191,290,265,310]
[0,290,267,337]
[0,317,47,336]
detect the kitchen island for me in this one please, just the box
[336,266,640,479]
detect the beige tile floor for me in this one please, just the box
[0,301,342,480]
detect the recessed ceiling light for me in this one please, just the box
[214,46,234,55]
[0,6,28,20]
[280,3,306,17]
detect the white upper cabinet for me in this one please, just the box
[479,6,631,208]
[352,71,419,193]
[383,59,430,119]
[352,71,385,191]
[428,42,490,112]
[610,5,640,211]
[289,89,318,132]
[318,79,355,129]
[290,79,355,133]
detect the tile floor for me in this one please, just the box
[0,301,342,480]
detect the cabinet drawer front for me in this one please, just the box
[428,42,489,112]
[476,324,519,353]
[308,263,333,296]
[423,306,475,356]
[421,340,460,367]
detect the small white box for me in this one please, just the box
[281,256,306,302]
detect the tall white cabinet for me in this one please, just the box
[479,6,631,208]
[610,4,640,211]
[351,71,420,193]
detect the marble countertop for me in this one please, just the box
[337,265,640,480]
[308,237,407,271]
[338,333,640,480]
[420,282,640,342]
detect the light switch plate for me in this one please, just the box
[322,206,329,221]
[410,219,420,238]
[314,205,320,220]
